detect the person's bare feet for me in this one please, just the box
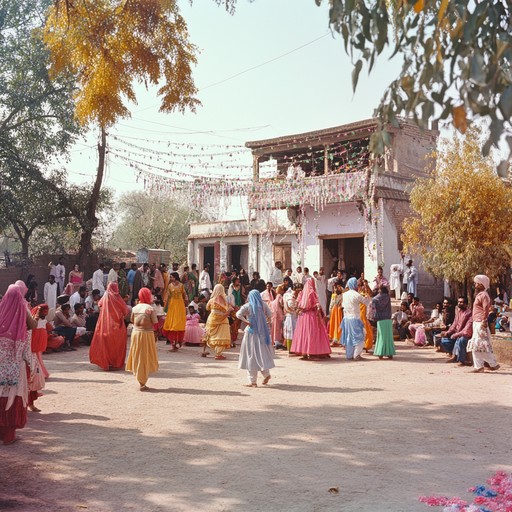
[243,383,257,388]
[262,375,271,385]
[139,385,150,392]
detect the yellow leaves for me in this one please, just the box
[402,127,512,282]
[43,0,199,128]
[452,105,467,133]
[413,0,425,13]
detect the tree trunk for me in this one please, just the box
[78,126,106,276]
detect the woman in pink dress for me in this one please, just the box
[270,284,285,350]
[184,306,204,346]
[69,264,84,293]
[291,278,332,360]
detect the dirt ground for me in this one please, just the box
[0,338,510,512]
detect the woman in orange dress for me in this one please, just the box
[89,282,129,370]
[328,280,344,346]
[359,279,375,352]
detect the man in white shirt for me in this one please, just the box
[69,286,87,310]
[55,256,66,295]
[293,266,304,285]
[92,263,106,295]
[268,261,283,287]
[199,265,212,298]
[107,263,119,285]
[44,275,58,310]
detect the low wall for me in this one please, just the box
[492,337,512,366]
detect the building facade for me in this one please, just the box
[188,118,441,300]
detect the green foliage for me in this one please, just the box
[315,0,511,163]
[113,191,196,264]
[402,127,512,283]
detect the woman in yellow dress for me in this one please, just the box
[359,279,374,352]
[205,284,232,360]
[162,272,187,351]
[126,288,159,391]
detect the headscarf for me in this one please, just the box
[14,280,28,298]
[298,278,319,310]
[32,304,49,317]
[209,284,227,308]
[474,274,490,290]
[347,277,358,290]
[0,284,31,389]
[98,282,129,324]
[247,289,271,345]
[64,282,74,295]
[0,284,28,341]
[138,287,152,304]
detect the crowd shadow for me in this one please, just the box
[2,397,510,512]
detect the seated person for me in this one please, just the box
[53,303,77,351]
[85,289,101,335]
[440,296,473,365]
[411,301,444,346]
[392,302,411,340]
[197,295,209,324]
[69,285,87,310]
[70,303,88,338]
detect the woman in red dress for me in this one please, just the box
[89,282,129,370]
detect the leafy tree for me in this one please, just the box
[43,0,200,270]
[113,192,194,264]
[402,127,512,290]
[320,0,512,164]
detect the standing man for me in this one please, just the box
[44,274,58,311]
[468,275,500,372]
[127,263,137,300]
[199,264,212,298]
[55,256,66,295]
[92,263,106,296]
[293,266,304,285]
[403,259,418,296]
[314,267,328,314]
[107,262,119,285]
[269,261,283,287]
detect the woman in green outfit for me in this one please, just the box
[372,285,396,359]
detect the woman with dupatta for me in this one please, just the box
[358,279,375,353]
[182,266,199,303]
[328,280,344,347]
[126,288,159,391]
[89,282,129,370]
[237,290,275,387]
[0,282,37,444]
[162,272,187,351]
[291,279,331,360]
[205,284,232,360]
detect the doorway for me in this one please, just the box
[228,244,248,272]
[322,236,364,277]
[202,246,215,282]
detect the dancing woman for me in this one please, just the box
[236,290,275,387]
[205,284,232,360]
[290,279,331,360]
[126,288,159,391]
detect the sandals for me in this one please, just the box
[262,375,271,385]
[139,385,150,392]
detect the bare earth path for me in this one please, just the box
[1,340,510,512]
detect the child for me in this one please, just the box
[184,305,205,346]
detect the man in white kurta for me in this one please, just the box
[92,263,106,295]
[314,268,328,314]
[55,257,66,295]
[107,263,119,285]
[44,275,58,310]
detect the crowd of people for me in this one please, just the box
[0,257,503,445]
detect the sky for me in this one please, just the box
[64,0,403,196]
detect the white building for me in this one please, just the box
[188,118,441,300]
